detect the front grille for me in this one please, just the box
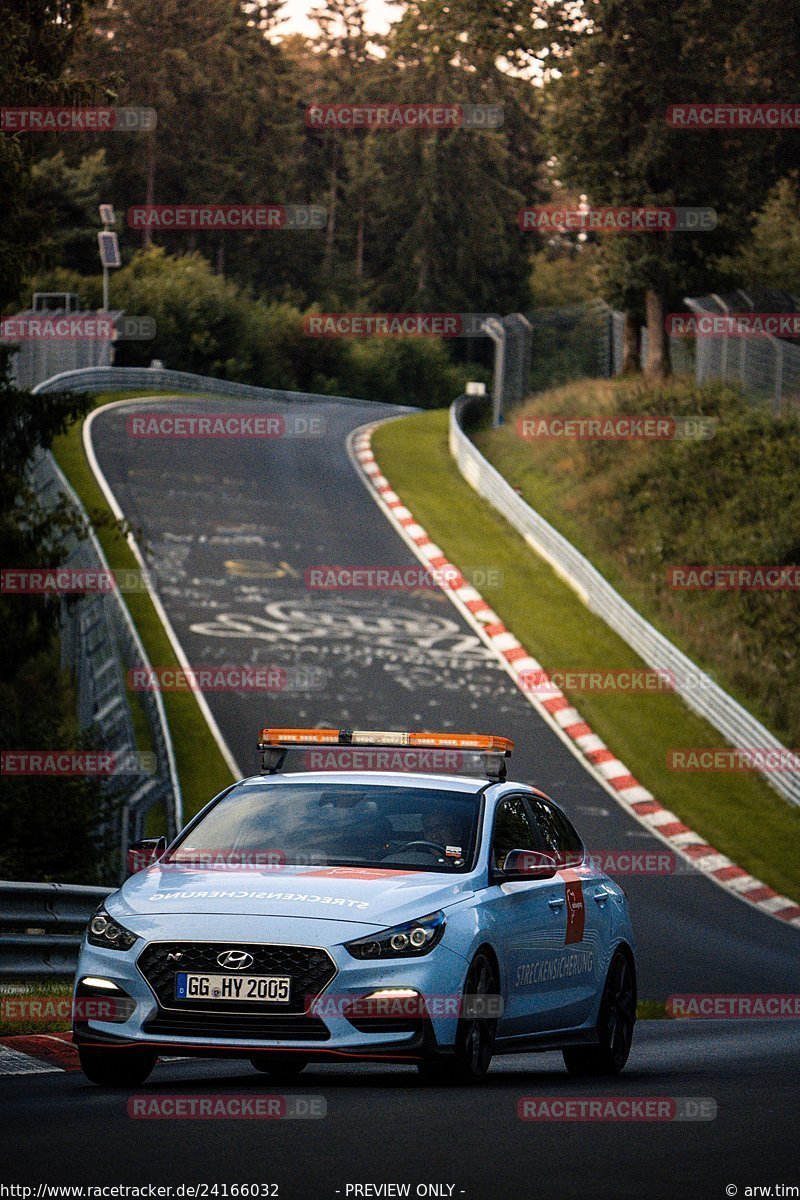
[137,941,337,1016]
[143,1011,330,1041]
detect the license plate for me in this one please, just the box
[175,973,291,1003]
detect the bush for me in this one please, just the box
[345,337,481,408]
[25,250,485,406]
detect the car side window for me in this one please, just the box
[491,796,538,871]
[527,797,584,865]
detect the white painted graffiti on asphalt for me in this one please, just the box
[187,600,515,697]
[190,600,487,654]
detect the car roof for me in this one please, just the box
[236,770,492,793]
[233,772,557,805]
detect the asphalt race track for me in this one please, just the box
[2,1020,799,1198]
[4,394,798,1198]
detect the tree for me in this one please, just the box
[0,2,114,881]
[719,176,800,294]
[73,0,301,283]
[441,0,798,378]
[0,0,99,308]
[299,0,389,296]
[27,149,111,276]
[543,0,757,378]
[363,0,543,318]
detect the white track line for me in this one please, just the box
[84,397,242,779]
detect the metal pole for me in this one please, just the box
[711,293,729,381]
[102,264,109,313]
[482,318,506,427]
[774,341,784,417]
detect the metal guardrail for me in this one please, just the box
[28,449,183,868]
[0,882,113,978]
[31,365,386,408]
[450,394,800,807]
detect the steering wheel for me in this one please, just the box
[393,840,449,858]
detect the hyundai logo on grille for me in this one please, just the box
[217,950,255,970]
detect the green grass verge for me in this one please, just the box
[372,411,800,903]
[636,1000,668,1020]
[51,390,235,821]
[0,982,73,1035]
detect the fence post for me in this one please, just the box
[482,317,507,427]
[501,313,533,409]
[774,340,784,416]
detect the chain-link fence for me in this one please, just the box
[684,290,800,417]
[2,294,118,391]
[519,290,798,416]
[524,299,617,394]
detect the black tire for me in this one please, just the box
[249,1054,308,1077]
[79,1046,157,1087]
[563,949,636,1077]
[417,951,498,1085]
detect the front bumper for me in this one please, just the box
[73,918,469,1062]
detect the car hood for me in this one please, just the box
[112,864,476,928]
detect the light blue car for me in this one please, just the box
[73,730,637,1086]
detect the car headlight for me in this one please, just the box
[344,911,446,959]
[86,907,138,951]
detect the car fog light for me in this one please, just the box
[80,977,120,991]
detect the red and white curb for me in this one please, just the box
[0,1033,79,1076]
[348,422,800,930]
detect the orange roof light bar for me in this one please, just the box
[260,728,341,746]
[407,732,513,753]
[258,727,514,754]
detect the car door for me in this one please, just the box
[524,796,605,1028]
[487,795,573,1037]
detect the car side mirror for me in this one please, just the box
[127,837,166,875]
[497,849,558,881]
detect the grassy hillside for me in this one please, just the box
[475,378,800,747]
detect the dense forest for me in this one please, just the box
[4,0,799,381]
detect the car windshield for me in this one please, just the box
[166,782,483,873]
